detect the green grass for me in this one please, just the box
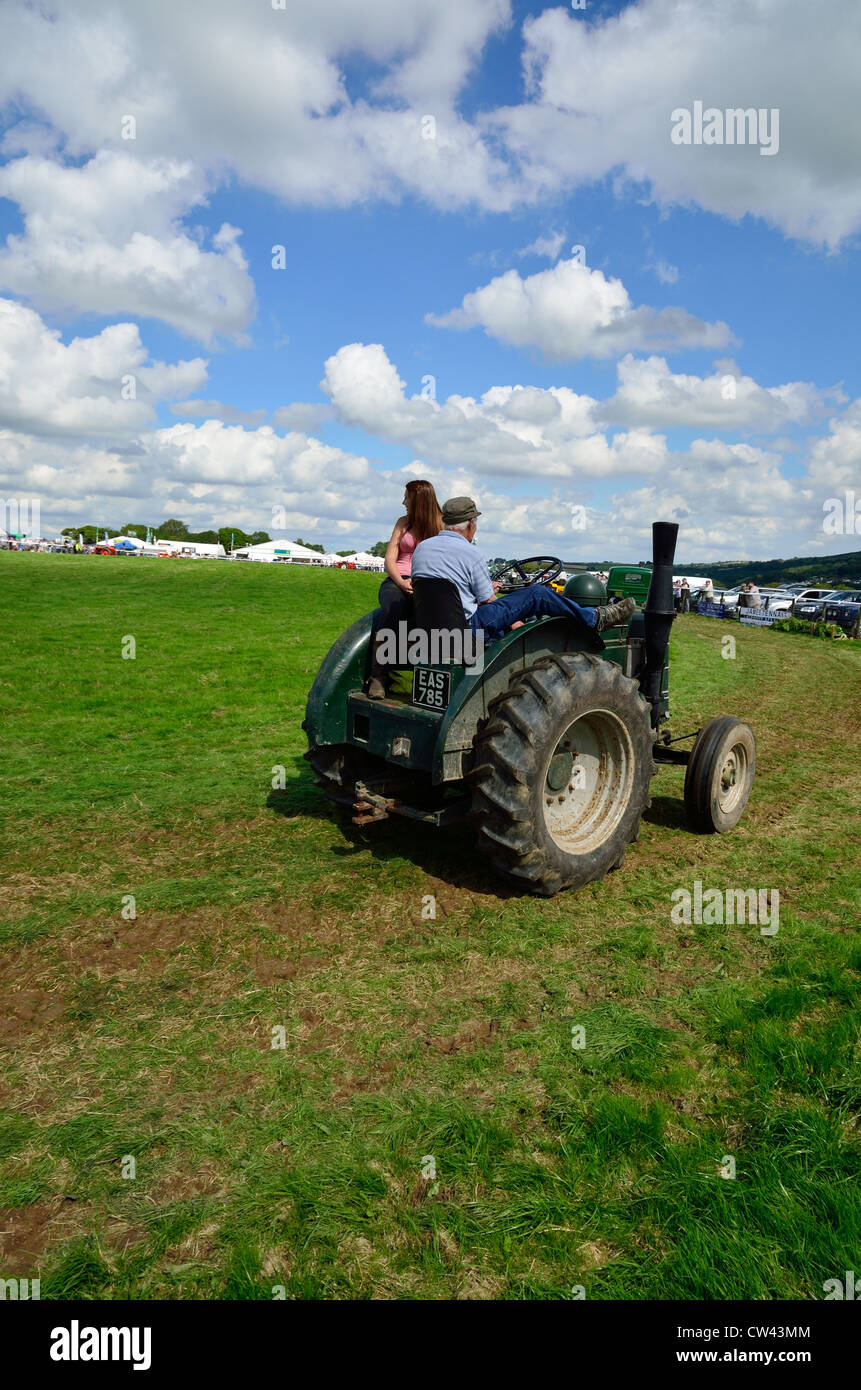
[1,552,859,1300]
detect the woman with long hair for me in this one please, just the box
[367,479,443,698]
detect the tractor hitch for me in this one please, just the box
[652,728,700,765]
[352,782,396,825]
[352,780,471,828]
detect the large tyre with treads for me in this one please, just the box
[469,652,655,896]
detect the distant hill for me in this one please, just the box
[673,550,861,588]
[561,548,861,589]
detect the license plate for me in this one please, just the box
[411,667,451,710]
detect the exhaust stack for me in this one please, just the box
[639,521,679,728]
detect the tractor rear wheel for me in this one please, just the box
[470,652,654,896]
[683,716,755,832]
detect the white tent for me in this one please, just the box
[233,539,326,563]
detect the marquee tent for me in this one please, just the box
[232,539,327,563]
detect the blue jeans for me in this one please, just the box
[469,586,597,641]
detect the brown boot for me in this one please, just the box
[594,596,636,632]
[367,677,386,700]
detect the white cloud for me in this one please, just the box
[322,341,856,496]
[493,0,861,246]
[517,230,566,260]
[601,355,842,431]
[427,258,734,360]
[651,261,679,286]
[0,419,385,539]
[0,414,836,560]
[0,298,207,438]
[0,154,255,344]
[0,0,856,241]
[0,309,854,560]
[598,442,808,560]
[805,401,861,493]
[322,340,637,476]
[0,0,517,213]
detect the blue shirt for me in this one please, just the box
[411,529,494,620]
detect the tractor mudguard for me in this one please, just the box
[304,610,374,748]
[432,617,627,783]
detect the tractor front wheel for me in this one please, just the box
[470,652,655,896]
[683,716,756,832]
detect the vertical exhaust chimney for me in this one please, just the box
[639,521,679,728]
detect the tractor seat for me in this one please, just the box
[410,576,467,632]
[385,577,472,700]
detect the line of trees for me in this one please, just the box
[59,520,392,556]
[61,520,273,551]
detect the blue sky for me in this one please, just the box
[0,0,858,560]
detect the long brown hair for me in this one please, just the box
[404,480,442,544]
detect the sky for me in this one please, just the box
[0,0,859,562]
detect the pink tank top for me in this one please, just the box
[396,527,416,577]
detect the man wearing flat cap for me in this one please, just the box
[411,496,635,641]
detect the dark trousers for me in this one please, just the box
[370,578,412,680]
[469,586,597,642]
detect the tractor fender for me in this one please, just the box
[304,611,373,749]
[432,617,623,783]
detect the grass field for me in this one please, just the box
[1,552,860,1301]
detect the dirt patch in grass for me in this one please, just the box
[145,1166,230,1206]
[0,1197,148,1275]
[427,1017,502,1054]
[0,986,68,1041]
[331,1058,399,1101]
[0,907,333,1043]
[0,1199,86,1273]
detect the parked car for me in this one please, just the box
[778,589,834,606]
[792,589,856,621]
[822,590,861,630]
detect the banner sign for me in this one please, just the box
[739,607,781,626]
[697,601,726,618]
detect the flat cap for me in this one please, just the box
[442,495,481,525]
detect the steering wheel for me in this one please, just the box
[490,556,564,594]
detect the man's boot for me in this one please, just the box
[594,596,636,632]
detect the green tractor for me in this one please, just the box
[303,522,755,896]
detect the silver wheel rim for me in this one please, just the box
[716,741,749,816]
[542,709,635,854]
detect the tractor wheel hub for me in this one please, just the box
[546,751,574,791]
[542,709,634,854]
